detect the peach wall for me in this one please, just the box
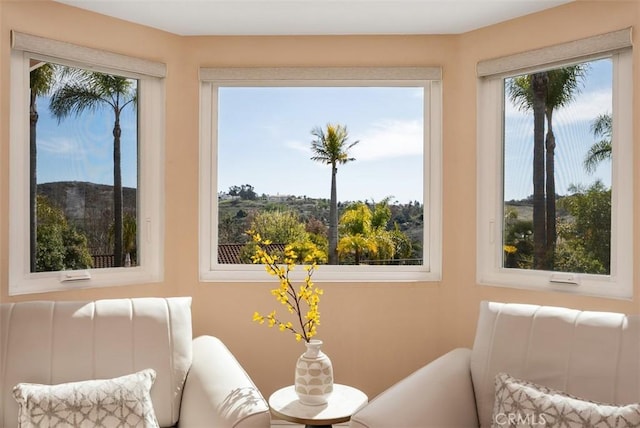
[442,0,640,350]
[1,0,638,401]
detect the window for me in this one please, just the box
[199,67,442,282]
[477,29,633,299]
[9,32,165,295]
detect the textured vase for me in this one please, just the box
[294,339,334,405]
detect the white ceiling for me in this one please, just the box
[52,0,573,36]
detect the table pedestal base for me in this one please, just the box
[269,384,368,428]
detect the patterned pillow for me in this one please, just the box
[492,373,640,428]
[13,368,159,428]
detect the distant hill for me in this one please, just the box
[37,181,529,239]
[505,201,533,222]
[217,195,425,262]
[38,182,137,223]
[505,197,572,223]
[38,182,424,259]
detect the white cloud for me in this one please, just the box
[37,136,85,157]
[283,139,309,153]
[283,118,423,162]
[554,89,611,126]
[505,89,611,127]
[351,119,423,161]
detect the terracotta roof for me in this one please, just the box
[217,243,287,264]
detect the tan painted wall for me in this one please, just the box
[1,0,638,400]
[442,0,640,351]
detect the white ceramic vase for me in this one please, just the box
[294,339,334,405]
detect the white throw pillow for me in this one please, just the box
[492,373,640,428]
[13,368,159,428]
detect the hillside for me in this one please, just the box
[38,182,424,257]
[38,181,137,222]
[218,195,425,253]
[38,181,137,253]
[505,198,572,223]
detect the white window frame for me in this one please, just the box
[477,29,633,300]
[199,67,442,283]
[9,32,165,295]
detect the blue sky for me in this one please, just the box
[35,58,611,205]
[217,87,424,204]
[37,85,424,204]
[503,58,612,201]
[36,92,138,189]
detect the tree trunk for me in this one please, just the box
[545,110,557,270]
[113,112,123,267]
[29,91,38,273]
[531,73,548,270]
[328,164,339,265]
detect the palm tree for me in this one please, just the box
[338,234,377,265]
[337,200,402,265]
[507,65,586,269]
[310,124,359,264]
[542,66,586,265]
[29,62,56,272]
[338,202,376,265]
[584,113,612,174]
[49,69,137,267]
[509,72,548,269]
[370,198,396,261]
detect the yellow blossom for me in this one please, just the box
[504,245,517,254]
[248,230,322,343]
[252,312,265,324]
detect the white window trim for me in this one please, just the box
[9,33,165,295]
[199,67,442,283]
[477,30,633,300]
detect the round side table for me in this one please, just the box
[269,384,368,428]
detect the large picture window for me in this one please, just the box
[477,29,633,299]
[9,32,165,295]
[200,67,442,282]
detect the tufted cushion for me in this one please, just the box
[470,301,640,427]
[1,298,193,428]
[13,369,159,428]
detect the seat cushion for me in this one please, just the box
[1,297,193,428]
[470,301,640,428]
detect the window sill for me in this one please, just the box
[478,269,632,300]
[200,264,441,283]
[9,267,163,296]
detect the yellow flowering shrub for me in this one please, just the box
[249,230,323,342]
[503,244,518,254]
